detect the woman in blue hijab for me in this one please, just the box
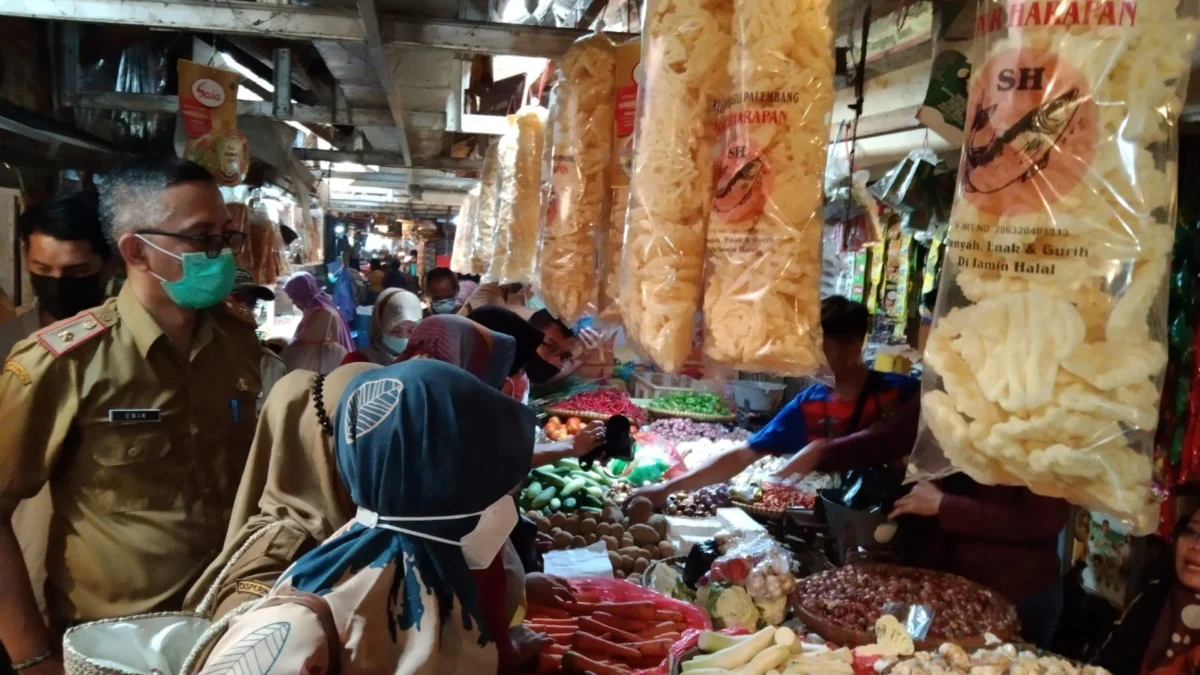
[196,359,535,675]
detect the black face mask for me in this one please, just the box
[29,273,106,321]
[525,353,561,384]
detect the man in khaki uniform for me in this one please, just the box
[0,159,260,675]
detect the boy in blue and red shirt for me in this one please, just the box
[637,296,918,507]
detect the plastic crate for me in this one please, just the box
[630,372,719,399]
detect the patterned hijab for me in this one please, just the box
[363,288,424,365]
[282,359,535,643]
[398,314,516,389]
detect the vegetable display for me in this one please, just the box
[650,392,732,417]
[552,389,646,424]
[520,458,611,516]
[679,626,856,675]
[881,643,1110,675]
[908,0,1199,535]
[525,596,689,674]
[694,533,797,629]
[793,565,1018,642]
[642,418,751,445]
[665,484,732,518]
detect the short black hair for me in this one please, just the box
[99,157,215,250]
[18,191,111,260]
[424,266,458,291]
[820,295,869,342]
[529,308,574,338]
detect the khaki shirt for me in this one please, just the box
[0,284,261,622]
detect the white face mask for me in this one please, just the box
[353,495,518,570]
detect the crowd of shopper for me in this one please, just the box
[0,157,1185,675]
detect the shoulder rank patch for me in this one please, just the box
[35,311,109,357]
[3,361,30,385]
[235,580,272,598]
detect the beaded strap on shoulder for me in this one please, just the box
[312,374,333,436]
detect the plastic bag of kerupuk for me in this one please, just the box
[908,0,1199,535]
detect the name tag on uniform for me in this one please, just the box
[108,409,161,423]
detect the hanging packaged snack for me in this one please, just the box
[619,0,732,372]
[472,141,502,277]
[909,0,1198,534]
[599,38,641,324]
[701,0,835,375]
[491,106,547,285]
[177,60,249,186]
[450,186,480,274]
[538,34,617,323]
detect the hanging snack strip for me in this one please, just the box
[701,0,835,375]
[450,186,480,275]
[538,34,617,324]
[619,0,733,372]
[492,106,548,285]
[472,141,502,278]
[910,0,1199,535]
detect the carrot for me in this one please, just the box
[526,620,578,629]
[563,601,600,614]
[543,644,569,656]
[572,632,641,661]
[544,632,573,645]
[535,652,563,675]
[638,622,681,638]
[528,603,570,619]
[562,651,630,675]
[578,616,642,643]
[592,612,648,631]
[654,610,683,622]
[625,638,672,658]
[597,602,657,621]
[527,616,579,625]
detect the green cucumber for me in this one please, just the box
[588,469,612,486]
[584,486,606,500]
[581,494,603,509]
[580,506,603,514]
[556,458,582,471]
[563,497,578,511]
[560,477,588,497]
[522,481,543,499]
[531,486,558,509]
[531,467,568,489]
[549,497,562,511]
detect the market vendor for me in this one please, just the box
[636,296,917,506]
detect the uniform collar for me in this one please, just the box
[117,283,215,360]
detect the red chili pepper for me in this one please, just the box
[559,389,646,423]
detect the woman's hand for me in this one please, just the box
[889,481,945,519]
[509,624,554,665]
[569,421,606,458]
[525,572,574,608]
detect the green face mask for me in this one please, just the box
[138,235,236,309]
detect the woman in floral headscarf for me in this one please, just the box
[196,360,536,675]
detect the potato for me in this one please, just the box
[618,546,645,557]
[583,532,598,545]
[628,524,660,547]
[550,527,565,537]
[627,573,643,585]
[658,541,676,558]
[626,496,654,525]
[525,509,540,520]
[579,518,598,536]
[535,517,551,534]
[615,569,627,579]
[550,512,568,530]
[621,533,635,548]
[570,535,587,549]
[608,551,622,570]
[602,536,619,551]
[610,524,626,540]
[646,514,669,539]
[633,558,650,574]
[620,555,636,573]
[553,531,572,549]
[562,517,581,536]
[596,522,612,537]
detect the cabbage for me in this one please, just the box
[650,561,694,601]
[755,595,787,626]
[703,582,759,631]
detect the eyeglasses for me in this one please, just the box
[137,229,247,259]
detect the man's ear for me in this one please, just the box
[116,233,151,273]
